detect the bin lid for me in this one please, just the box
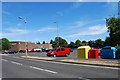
[102,46,117,51]
[90,48,99,50]
[77,46,90,49]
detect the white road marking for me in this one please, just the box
[10,61,23,65]
[29,66,44,71]
[78,77,91,80]
[29,66,58,74]
[28,59,119,70]
[4,56,118,70]
[44,69,58,74]
[1,59,8,62]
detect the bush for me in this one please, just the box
[115,45,120,59]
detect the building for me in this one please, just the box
[9,41,52,51]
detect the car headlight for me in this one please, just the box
[51,52,54,54]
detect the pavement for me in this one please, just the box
[20,56,119,67]
[1,50,119,67]
[1,55,119,79]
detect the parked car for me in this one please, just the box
[45,48,51,52]
[41,48,46,52]
[29,49,36,52]
[70,48,73,52]
[19,50,30,53]
[3,50,18,54]
[47,47,70,57]
[32,48,42,52]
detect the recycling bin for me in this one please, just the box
[88,48,99,59]
[77,46,90,59]
[100,46,117,59]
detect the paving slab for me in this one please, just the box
[20,56,120,67]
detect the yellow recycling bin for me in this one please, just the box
[77,46,90,59]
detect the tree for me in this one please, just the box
[1,38,11,50]
[53,37,60,48]
[94,39,104,48]
[88,40,95,47]
[60,39,68,47]
[52,37,68,48]
[42,41,45,44]
[104,37,111,46]
[75,40,81,48]
[50,40,53,44]
[82,40,87,43]
[106,17,120,46]
[36,41,40,44]
[81,40,88,46]
[68,42,75,48]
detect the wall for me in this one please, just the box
[9,41,52,51]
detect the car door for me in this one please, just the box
[61,48,65,56]
[56,48,61,56]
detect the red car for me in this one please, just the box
[29,49,36,52]
[19,50,30,53]
[47,47,70,57]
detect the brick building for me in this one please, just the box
[10,41,52,51]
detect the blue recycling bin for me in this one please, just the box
[100,46,117,59]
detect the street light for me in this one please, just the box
[18,16,28,57]
[54,22,60,47]
[118,1,120,18]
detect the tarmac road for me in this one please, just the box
[1,55,119,80]
[6,49,77,58]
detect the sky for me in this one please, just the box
[1,1,118,43]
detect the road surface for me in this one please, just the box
[1,55,119,80]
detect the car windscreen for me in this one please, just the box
[51,48,56,51]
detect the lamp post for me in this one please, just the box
[18,16,28,57]
[54,22,60,47]
[118,1,120,18]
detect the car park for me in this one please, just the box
[32,48,42,52]
[47,47,70,57]
[45,48,51,52]
[70,48,73,52]
[3,50,18,54]
[19,50,30,53]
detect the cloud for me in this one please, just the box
[8,28,30,33]
[17,23,23,26]
[0,33,4,37]
[2,11,11,15]
[68,24,107,38]
[72,2,82,8]
[56,12,63,16]
[1,28,30,37]
[37,27,57,32]
[67,21,86,31]
[74,21,85,27]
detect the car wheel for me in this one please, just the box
[66,54,69,57]
[53,54,56,57]
[46,54,50,57]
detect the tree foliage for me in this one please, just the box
[75,40,81,48]
[88,40,95,47]
[1,38,11,50]
[68,42,75,48]
[36,41,40,44]
[52,37,68,48]
[106,17,120,46]
[42,41,45,44]
[104,37,111,46]
[50,40,53,44]
[94,39,104,48]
